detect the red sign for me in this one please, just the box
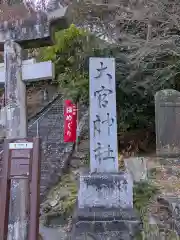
[64,100,77,142]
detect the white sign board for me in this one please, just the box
[9,142,33,149]
[89,57,118,172]
[0,61,54,84]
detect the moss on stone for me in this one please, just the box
[133,181,159,240]
[134,181,159,212]
[41,173,78,227]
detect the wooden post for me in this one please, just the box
[4,39,28,239]
[29,137,41,240]
[0,140,11,240]
[0,137,41,240]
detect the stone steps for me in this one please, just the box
[28,96,74,199]
[0,95,74,201]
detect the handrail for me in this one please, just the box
[28,94,63,129]
[0,94,63,159]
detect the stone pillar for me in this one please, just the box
[72,58,141,239]
[4,40,27,138]
[4,40,28,240]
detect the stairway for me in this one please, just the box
[0,94,74,201]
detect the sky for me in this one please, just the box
[24,0,52,11]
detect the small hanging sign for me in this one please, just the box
[9,142,33,149]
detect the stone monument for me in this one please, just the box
[0,0,74,239]
[155,89,180,236]
[155,89,180,157]
[72,58,141,239]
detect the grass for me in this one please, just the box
[41,173,78,226]
[134,181,179,239]
[148,167,161,178]
[133,181,159,240]
[133,181,159,213]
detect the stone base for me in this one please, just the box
[69,172,141,239]
[71,207,142,240]
[78,172,133,209]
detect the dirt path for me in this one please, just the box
[142,156,180,239]
[39,224,67,240]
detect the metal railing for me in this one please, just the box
[0,94,64,173]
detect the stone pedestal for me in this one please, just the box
[78,172,133,208]
[72,172,142,239]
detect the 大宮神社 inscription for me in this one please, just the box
[93,113,114,137]
[89,58,118,172]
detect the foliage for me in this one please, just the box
[41,173,77,226]
[40,10,180,134]
[40,24,99,103]
[134,181,159,239]
[133,181,180,240]
[40,26,155,133]
[2,0,180,135]
[133,181,158,213]
[77,0,180,89]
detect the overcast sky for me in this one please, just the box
[26,0,64,11]
[24,0,51,11]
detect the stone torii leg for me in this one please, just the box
[2,39,54,240]
[4,39,29,239]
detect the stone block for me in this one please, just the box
[77,207,139,222]
[71,207,142,240]
[124,157,148,182]
[78,172,133,209]
[71,221,141,240]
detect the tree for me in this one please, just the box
[40,24,154,133]
[40,24,100,103]
[72,0,180,94]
